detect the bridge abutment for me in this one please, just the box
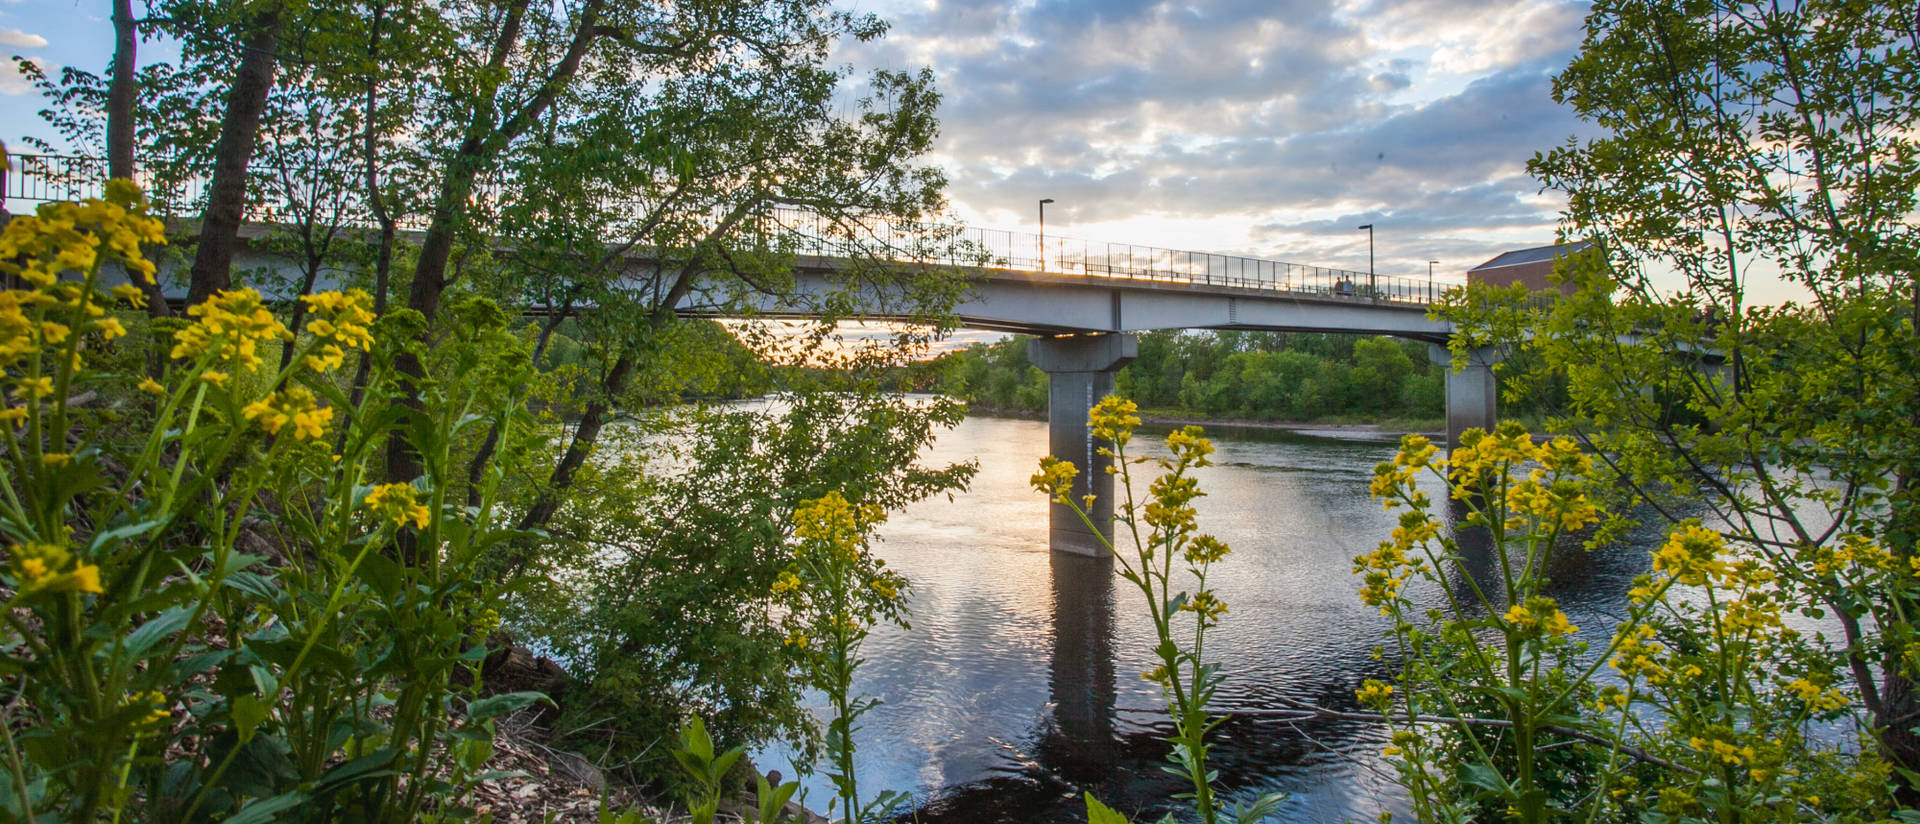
[1432,344,1501,448]
[1029,334,1138,556]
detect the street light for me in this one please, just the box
[1357,224,1375,297]
[1039,198,1056,273]
[1428,259,1440,302]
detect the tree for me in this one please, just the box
[180,1,287,306]
[1453,0,1920,791]
[25,0,973,780]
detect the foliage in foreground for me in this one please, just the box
[1032,396,1285,824]
[1434,0,1920,807]
[0,175,543,821]
[1360,425,1899,822]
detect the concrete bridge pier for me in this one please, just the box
[1029,333,1138,556]
[1432,344,1502,449]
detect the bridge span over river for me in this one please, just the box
[4,152,1498,555]
[763,256,1497,554]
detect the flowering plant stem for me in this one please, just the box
[1034,396,1283,824]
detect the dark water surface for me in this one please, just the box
[758,414,1656,823]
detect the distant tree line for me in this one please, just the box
[934,330,1467,423]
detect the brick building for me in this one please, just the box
[1467,241,1593,296]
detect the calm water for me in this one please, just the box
[760,414,1660,823]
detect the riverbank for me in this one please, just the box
[961,403,1444,440]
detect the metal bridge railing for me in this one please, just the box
[2,152,1452,306]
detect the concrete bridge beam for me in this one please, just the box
[1029,334,1138,556]
[1432,344,1502,449]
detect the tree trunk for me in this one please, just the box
[108,0,171,320]
[106,0,136,181]
[184,5,284,307]
[513,349,638,536]
[382,0,610,490]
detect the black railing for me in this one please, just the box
[2,152,1455,306]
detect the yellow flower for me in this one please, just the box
[12,376,53,399]
[40,452,70,467]
[8,541,100,594]
[1393,433,1439,469]
[298,290,375,369]
[170,289,289,370]
[137,377,164,395]
[1185,534,1230,565]
[1163,425,1213,466]
[91,316,126,340]
[128,690,169,727]
[1355,679,1395,710]
[73,564,103,594]
[198,370,229,387]
[1653,523,1726,586]
[1141,664,1171,686]
[365,483,432,530]
[772,570,803,595]
[1030,456,1079,504]
[794,491,881,553]
[1181,590,1229,626]
[110,283,147,307]
[1088,395,1141,445]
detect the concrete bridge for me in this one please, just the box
[3,152,1497,556]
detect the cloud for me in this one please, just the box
[843,0,1600,274]
[0,27,47,49]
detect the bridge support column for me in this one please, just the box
[1432,345,1501,449]
[1030,333,1138,556]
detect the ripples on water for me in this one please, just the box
[756,414,1662,823]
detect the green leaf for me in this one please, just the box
[466,691,551,724]
[313,748,399,792]
[224,571,282,602]
[226,790,308,824]
[122,605,194,659]
[232,695,272,743]
[1084,792,1133,824]
[88,518,166,554]
[354,549,405,599]
[1459,763,1510,795]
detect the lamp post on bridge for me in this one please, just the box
[1428,259,1440,302]
[1357,223,1375,297]
[1039,198,1055,273]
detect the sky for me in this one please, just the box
[2,0,1606,290]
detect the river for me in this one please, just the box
[758,412,1661,823]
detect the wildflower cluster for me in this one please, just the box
[1360,424,1611,823]
[1036,395,1281,824]
[0,179,164,289]
[778,491,909,823]
[1,170,161,621]
[298,289,376,371]
[243,386,332,440]
[170,288,288,374]
[7,539,103,597]
[1359,422,1891,822]
[364,483,432,530]
[0,177,163,424]
[0,168,530,823]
